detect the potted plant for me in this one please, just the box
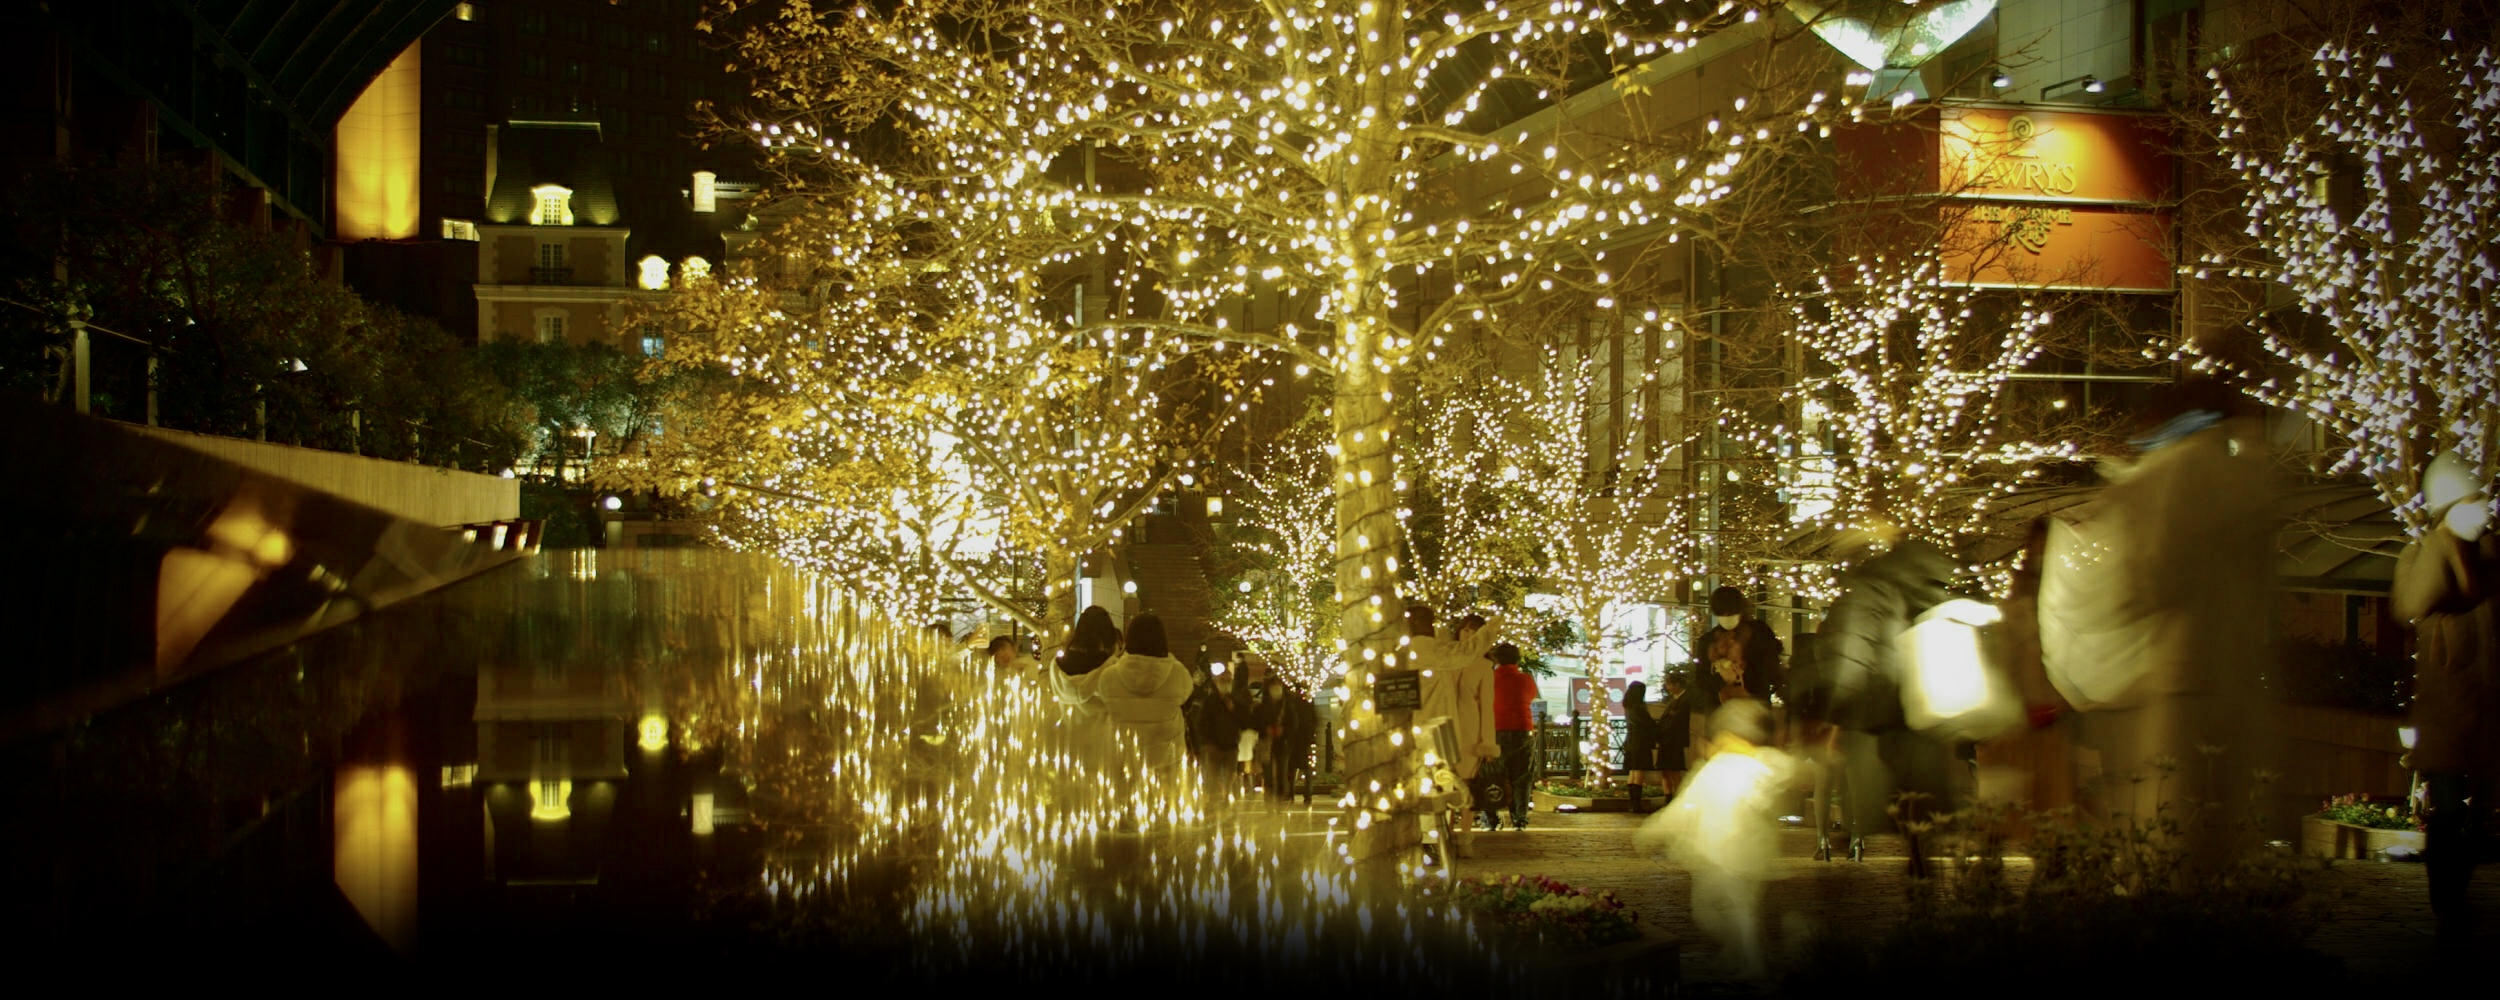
[2300,793,2426,860]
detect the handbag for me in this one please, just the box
[1469,770,1513,812]
[1897,598,2023,742]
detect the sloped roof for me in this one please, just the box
[168,0,457,131]
[485,122,621,226]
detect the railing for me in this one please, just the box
[530,266,575,284]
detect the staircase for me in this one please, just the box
[1124,515,1242,669]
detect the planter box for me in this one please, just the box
[1533,790,1631,813]
[2300,813,2425,860]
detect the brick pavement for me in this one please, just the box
[1448,808,2500,990]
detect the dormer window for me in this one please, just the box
[530,184,574,226]
[681,256,711,283]
[637,255,670,291]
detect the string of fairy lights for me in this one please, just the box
[2187,35,2498,534]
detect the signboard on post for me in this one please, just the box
[1373,669,1424,712]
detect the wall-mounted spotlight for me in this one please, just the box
[2041,74,2128,103]
[1990,67,2013,89]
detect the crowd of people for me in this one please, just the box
[955,379,2495,972]
[980,606,1325,806]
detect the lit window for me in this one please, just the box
[680,256,711,282]
[454,2,476,21]
[692,170,717,213]
[537,314,566,343]
[529,184,573,225]
[641,335,665,357]
[637,254,669,290]
[440,218,479,241]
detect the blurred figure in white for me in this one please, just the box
[2040,379,2280,866]
[1637,699,1795,980]
[1411,604,1500,857]
[2393,449,2496,942]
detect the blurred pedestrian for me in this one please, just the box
[1635,699,1795,980]
[1800,527,1960,875]
[1971,518,2078,832]
[1485,643,1539,830]
[2039,380,2279,866]
[2392,450,2496,940]
[1621,680,1672,813]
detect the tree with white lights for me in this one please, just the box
[1477,344,1695,782]
[697,0,1860,868]
[2186,22,2499,534]
[1732,248,2083,601]
[617,258,1249,634]
[1209,411,1341,694]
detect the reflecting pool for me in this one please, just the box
[1,550,1571,990]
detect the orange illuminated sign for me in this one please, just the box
[1834,104,2177,292]
[1938,107,2174,205]
[1941,205,2175,292]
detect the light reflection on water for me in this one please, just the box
[6,549,1533,986]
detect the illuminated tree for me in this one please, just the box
[1472,344,1696,781]
[617,262,1248,633]
[1730,248,2083,601]
[698,0,1858,868]
[1209,411,1340,694]
[2186,24,2500,534]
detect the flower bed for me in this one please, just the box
[1440,875,1642,952]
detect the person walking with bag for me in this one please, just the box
[1797,528,1960,875]
[2393,451,2497,943]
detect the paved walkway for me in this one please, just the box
[1447,808,2500,989]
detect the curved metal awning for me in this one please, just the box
[1774,481,2407,594]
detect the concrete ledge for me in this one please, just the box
[124,422,518,526]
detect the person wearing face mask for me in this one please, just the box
[2392,450,2497,943]
[1698,586,1785,711]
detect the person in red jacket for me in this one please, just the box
[1483,643,1540,830]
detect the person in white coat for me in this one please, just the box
[1051,613,1194,781]
[1410,606,1500,855]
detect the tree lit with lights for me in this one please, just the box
[1737,248,2079,600]
[695,0,1855,868]
[2189,30,2499,534]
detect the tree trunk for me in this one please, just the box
[1332,327,1418,876]
[1329,3,1423,879]
[1044,546,1080,646]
